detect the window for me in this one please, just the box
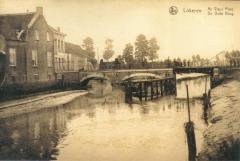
[47,32,50,41]
[58,58,61,70]
[61,40,64,51]
[34,30,39,41]
[62,58,64,70]
[58,40,60,51]
[10,75,16,83]
[47,52,53,67]
[9,48,16,66]
[48,74,51,80]
[34,74,39,81]
[32,50,38,66]
[55,57,59,70]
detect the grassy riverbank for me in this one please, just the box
[198,79,240,161]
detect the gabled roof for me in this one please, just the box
[0,12,35,40]
[0,7,67,42]
[65,42,88,57]
[48,25,66,36]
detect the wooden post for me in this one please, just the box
[62,74,65,89]
[160,80,163,96]
[144,82,147,101]
[124,83,129,103]
[125,80,132,103]
[185,84,196,161]
[165,79,169,95]
[139,82,142,101]
[203,93,208,110]
[208,89,211,107]
[165,80,168,95]
[129,82,132,102]
[202,93,208,125]
[175,73,177,95]
[151,81,154,100]
[204,76,207,94]
[186,84,191,122]
[167,79,170,94]
[185,121,197,161]
[156,81,159,98]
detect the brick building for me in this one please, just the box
[48,26,68,72]
[0,7,89,90]
[65,42,88,71]
[0,7,55,85]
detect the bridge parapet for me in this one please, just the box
[61,68,174,86]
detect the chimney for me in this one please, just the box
[57,27,60,32]
[36,6,43,15]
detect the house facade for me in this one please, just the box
[49,26,68,72]
[65,42,88,71]
[0,7,90,89]
[0,7,55,86]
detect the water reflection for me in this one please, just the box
[0,106,67,160]
[87,80,112,97]
[0,88,207,161]
[0,75,211,161]
[176,75,211,99]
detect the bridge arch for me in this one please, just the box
[121,73,162,82]
[80,74,110,86]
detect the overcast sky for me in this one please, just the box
[0,0,240,60]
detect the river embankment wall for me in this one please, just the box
[198,73,240,160]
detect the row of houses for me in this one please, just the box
[0,7,92,88]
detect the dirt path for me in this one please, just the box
[198,80,240,160]
[0,90,88,119]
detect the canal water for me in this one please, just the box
[0,75,209,161]
[176,74,211,99]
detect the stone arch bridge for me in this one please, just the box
[60,68,174,87]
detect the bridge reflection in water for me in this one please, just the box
[0,75,208,161]
[176,74,211,99]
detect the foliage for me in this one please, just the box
[191,54,211,66]
[82,37,97,67]
[88,58,97,68]
[117,55,124,64]
[134,34,149,63]
[103,39,114,61]
[82,37,95,59]
[225,50,240,66]
[148,37,160,62]
[122,43,134,65]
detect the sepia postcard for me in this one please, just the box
[0,0,239,161]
